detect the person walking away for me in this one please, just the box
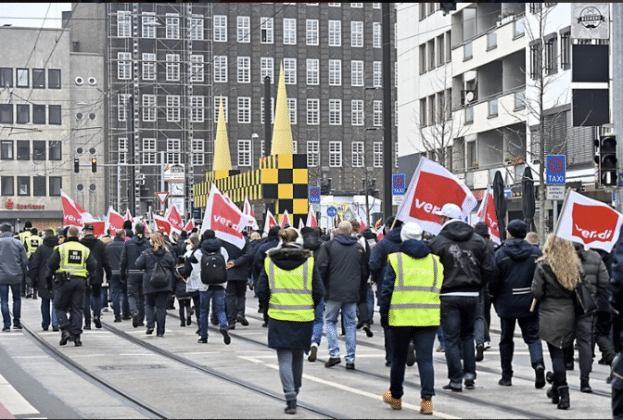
[80,224,112,329]
[531,235,583,410]
[252,226,282,326]
[0,223,28,331]
[379,222,444,414]
[362,227,378,330]
[181,233,202,332]
[120,223,150,328]
[488,220,545,388]
[134,231,175,337]
[300,226,325,362]
[351,220,373,338]
[222,236,254,329]
[316,221,368,370]
[24,228,41,299]
[106,230,129,322]
[18,221,33,298]
[428,203,494,392]
[593,248,617,369]
[256,228,324,414]
[46,226,96,346]
[28,228,59,330]
[473,222,496,361]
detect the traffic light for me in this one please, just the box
[74,158,79,173]
[595,135,617,186]
[91,158,97,173]
[320,178,331,195]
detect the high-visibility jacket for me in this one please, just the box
[19,230,31,244]
[55,241,91,278]
[26,235,41,258]
[387,252,443,327]
[265,256,315,322]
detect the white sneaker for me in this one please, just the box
[484,341,491,350]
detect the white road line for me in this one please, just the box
[0,374,40,416]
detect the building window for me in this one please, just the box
[237,57,250,83]
[446,31,452,63]
[307,141,319,167]
[166,95,180,122]
[261,17,274,44]
[465,106,474,124]
[192,139,204,165]
[329,20,341,47]
[351,60,364,87]
[142,13,156,38]
[142,53,156,80]
[17,141,29,160]
[283,58,296,84]
[1,176,13,196]
[420,98,427,127]
[17,177,29,196]
[307,99,319,125]
[306,19,318,45]
[373,61,382,87]
[214,15,227,42]
[373,100,382,126]
[166,14,180,39]
[287,98,297,125]
[329,99,342,125]
[464,42,473,60]
[261,97,274,124]
[515,91,526,110]
[167,139,181,165]
[214,56,228,83]
[437,35,445,67]
[428,39,435,70]
[488,98,498,117]
[373,22,382,48]
[1,141,13,160]
[190,15,204,40]
[373,142,382,167]
[118,94,129,122]
[190,55,204,82]
[238,97,251,124]
[142,95,156,122]
[307,59,319,85]
[16,104,29,124]
[352,3,363,7]
[236,16,251,43]
[544,34,557,75]
[351,21,363,47]
[16,69,28,88]
[261,57,274,80]
[214,96,227,123]
[142,138,156,165]
[351,100,364,126]
[0,68,12,87]
[446,88,452,120]
[48,69,60,89]
[373,3,381,8]
[33,176,46,197]
[117,11,131,38]
[428,95,435,125]
[284,18,296,45]
[561,28,570,70]
[352,142,364,167]
[118,138,128,164]
[191,96,205,123]
[530,40,542,80]
[238,139,251,167]
[514,17,525,38]
[395,100,399,126]
[33,105,45,124]
[49,105,61,125]
[487,31,497,50]
[118,52,131,80]
[329,141,342,167]
[49,177,61,196]
[0,104,13,124]
[419,44,427,74]
[166,54,180,81]
[33,69,45,88]
[49,141,61,160]
[329,60,341,86]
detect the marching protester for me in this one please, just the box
[27,228,60,330]
[300,226,325,362]
[106,230,130,322]
[253,225,282,326]
[18,221,34,298]
[351,220,373,338]
[222,235,253,330]
[0,223,28,331]
[256,227,324,415]
[473,222,496,361]
[181,233,202,332]
[120,223,150,328]
[80,223,112,329]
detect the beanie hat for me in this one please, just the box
[362,227,375,240]
[123,220,133,230]
[202,229,216,241]
[400,222,423,242]
[474,222,490,239]
[24,221,32,228]
[506,219,528,239]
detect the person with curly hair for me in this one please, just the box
[531,235,583,410]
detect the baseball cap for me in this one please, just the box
[435,203,463,220]
[83,224,95,231]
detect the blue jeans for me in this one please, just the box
[0,283,21,328]
[440,295,478,387]
[226,281,247,325]
[367,284,375,323]
[311,299,325,347]
[277,348,304,402]
[200,287,227,340]
[41,298,58,329]
[474,290,488,346]
[500,316,544,380]
[437,326,444,346]
[324,300,357,364]
[390,326,437,398]
[109,275,130,320]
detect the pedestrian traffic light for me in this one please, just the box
[597,135,617,186]
[74,158,79,173]
[320,178,331,195]
[91,158,97,173]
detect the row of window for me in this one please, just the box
[529,27,571,80]
[0,104,62,125]
[419,31,452,74]
[0,68,61,89]
[1,176,62,197]
[420,89,453,127]
[117,137,207,166]
[0,140,62,161]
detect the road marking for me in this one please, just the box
[0,374,39,416]
[239,356,460,419]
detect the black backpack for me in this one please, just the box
[149,253,169,288]
[200,251,227,285]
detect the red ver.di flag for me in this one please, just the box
[153,214,172,236]
[555,190,623,252]
[395,157,477,235]
[475,186,501,244]
[201,184,255,249]
[165,204,184,234]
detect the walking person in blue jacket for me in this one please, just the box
[0,223,28,331]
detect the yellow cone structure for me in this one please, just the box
[213,97,232,171]
[270,62,294,155]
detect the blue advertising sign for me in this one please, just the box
[392,174,406,195]
[327,206,338,218]
[546,155,566,185]
[504,187,512,199]
[309,186,321,204]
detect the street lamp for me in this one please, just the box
[251,133,259,171]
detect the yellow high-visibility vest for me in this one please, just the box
[387,253,443,327]
[55,241,90,278]
[265,256,315,322]
[26,235,41,258]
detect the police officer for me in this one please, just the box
[25,228,42,299]
[46,226,96,347]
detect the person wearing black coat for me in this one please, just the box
[106,230,130,322]
[27,229,58,331]
[120,223,150,328]
[222,237,254,329]
[134,232,176,337]
[301,226,326,361]
[80,224,112,329]
[473,222,497,361]
[252,226,281,325]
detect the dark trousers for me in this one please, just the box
[389,326,437,399]
[547,342,568,387]
[596,311,616,365]
[612,351,623,418]
[440,295,478,386]
[499,316,544,380]
[54,277,86,336]
[83,283,102,325]
[127,275,144,320]
[145,292,169,336]
[226,281,247,325]
[109,275,129,320]
[40,297,58,329]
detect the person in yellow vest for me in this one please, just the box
[256,227,324,415]
[46,226,96,347]
[379,222,444,415]
[18,221,34,298]
[25,228,42,299]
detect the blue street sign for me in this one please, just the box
[392,174,406,195]
[309,186,321,204]
[327,206,337,218]
[546,155,566,185]
[504,187,512,199]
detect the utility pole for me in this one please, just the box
[128,95,136,215]
[382,2,393,220]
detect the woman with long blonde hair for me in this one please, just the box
[531,235,583,410]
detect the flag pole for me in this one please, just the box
[392,157,425,231]
[552,188,571,238]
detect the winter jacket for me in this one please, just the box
[573,242,609,314]
[80,234,112,285]
[119,234,150,282]
[489,238,542,319]
[610,224,623,311]
[369,225,403,284]
[253,235,281,280]
[428,220,495,294]
[186,238,227,291]
[378,239,435,317]
[135,246,176,294]
[256,244,324,351]
[302,231,324,259]
[46,237,97,282]
[0,231,28,285]
[531,261,577,349]
[106,236,126,277]
[316,233,368,303]
[27,234,58,300]
[221,238,253,281]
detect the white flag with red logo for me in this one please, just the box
[201,184,255,249]
[306,207,318,228]
[264,209,278,234]
[165,205,184,234]
[153,214,172,236]
[298,217,305,230]
[280,210,292,228]
[475,186,501,244]
[184,219,195,233]
[395,157,477,236]
[105,206,125,236]
[243,197,260,230]
[555,189,623,252]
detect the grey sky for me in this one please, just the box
[0,3,73,29]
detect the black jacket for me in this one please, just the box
[135,246,176,294]
[28,234,58,299]
[253,235,281,280]
[368,226,402,284]
[428,220,495,294]
[120,234,150,281]
[221,238,253,281]
[106,236,126,277]
[80,234,112,285]
[574,242,610,314]
[46,237,97,283]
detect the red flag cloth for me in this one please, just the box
[61,190,84,228]
[306,207,318,227]
[395,157,477,236]
[298,217,305,229]
[475,186,501,244]
[105,206,125,237]
[165,205,184,234]
[88,221,106,238]
[201,184,255,249]
[124,210,133,222]
[153,214,172,236]
[280,210,292,228]
[243,197,260,230]
[263,209,278,234]
[184,219,195,232]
